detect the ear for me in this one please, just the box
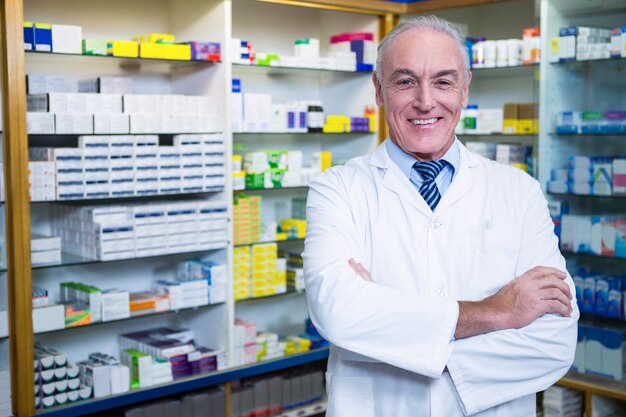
[462,71,472,108]
[373,72,384,108]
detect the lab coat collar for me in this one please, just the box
[369,140,478,217]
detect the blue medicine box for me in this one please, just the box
[34,23,53,52]
[23,22,34,50]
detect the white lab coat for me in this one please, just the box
[303,141,578,417]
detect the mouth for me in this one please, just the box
[408,117,441,126]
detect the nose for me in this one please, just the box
[412,82,436,112]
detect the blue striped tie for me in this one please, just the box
[413,160,448,211]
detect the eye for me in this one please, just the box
[435,79,454,89]
[394,79,415,90]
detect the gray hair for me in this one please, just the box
[375,15,470,82]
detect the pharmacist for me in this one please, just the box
[303,16,578,417]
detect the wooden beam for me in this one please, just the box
[252,0,406,15]
[0,0,35,416]
[376,13,399,144]
[405,0,511,14]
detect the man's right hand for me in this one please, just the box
[455,266,573,340]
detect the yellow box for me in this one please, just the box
[107,40,139,58]
[366,114,376,133]
[323,123,346,133]
[326,115,350,125]
[502,119,519,134]
[275,232,288,241]
[518,119,534,134]
[140,42,191,60]
[280,219,306,239]
[146,33,175,44]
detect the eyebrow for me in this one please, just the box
[389,68,459,80]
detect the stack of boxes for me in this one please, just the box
[234,246,253,300]
[123,389,226,417]
[232,33,374,71]
[233,244,289,301]
[542,386,582,417]
[231,369,325,417]
[555,110,626,134]
[120,327,225,386]
[234,319,258,367]
[77,353,131,398]
[251,243,286,298]
[128,292,170,317]
[240,150,314,190]
[24,22,220,61]
[233,319,327,367]
[28,161,56,201]
[329,32,375,72]
[26,88,221,135]
[49,199,228,261]
[23,23,81,54]
[573,323,626,384]
[572,269,625,320]
[558,214,626,258]
[32,285,65,333]
[231,79,374,135]
[502,103,539,134]
[233,195,261,245]
[31,233,61,266]
[255,332,287,362]
[285,252,305,292]
[28,133,225,200]
[547,156,625,196]
[35,344,90,410]
[32,258,228,333]
[552,25,625,62]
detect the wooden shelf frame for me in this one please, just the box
[1,0,35,416]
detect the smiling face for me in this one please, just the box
[374,27,471,161]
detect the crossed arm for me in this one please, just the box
[348,259,573,339]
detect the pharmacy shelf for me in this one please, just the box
[470,62,538,78]
[562,251,626,262]
[549,132,626,137]
[236,289,305,305]
[459,133,537,137]
[234,238,304,248]
[548,192,626,200]
[33,302,225,337]
[36,347,330,417]
[31,245,228,271]
[232,62,371,75]
[579,314,626,328]
[25,50,220,69]
[279,400,326,417]
[557,372,626,402]
[30,189,225,205]
[234,131,370,136]
[234,186,309,194]
[551,57,626,66]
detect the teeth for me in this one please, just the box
[411,118,437,125]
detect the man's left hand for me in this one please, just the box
[349,258,373,282]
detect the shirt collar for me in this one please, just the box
[386,137,460,179]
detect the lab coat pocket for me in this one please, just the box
[326,376,375,417]
[470,229,519,300]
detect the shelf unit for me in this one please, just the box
[538,0,626,414]
[0,0,397,415]
[35,348,329,417]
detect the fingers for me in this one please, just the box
[544,299,572,318]
[535,276,573,300]
[540,287,573,314]
[526,266,567,280]
[348,258,373,282]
